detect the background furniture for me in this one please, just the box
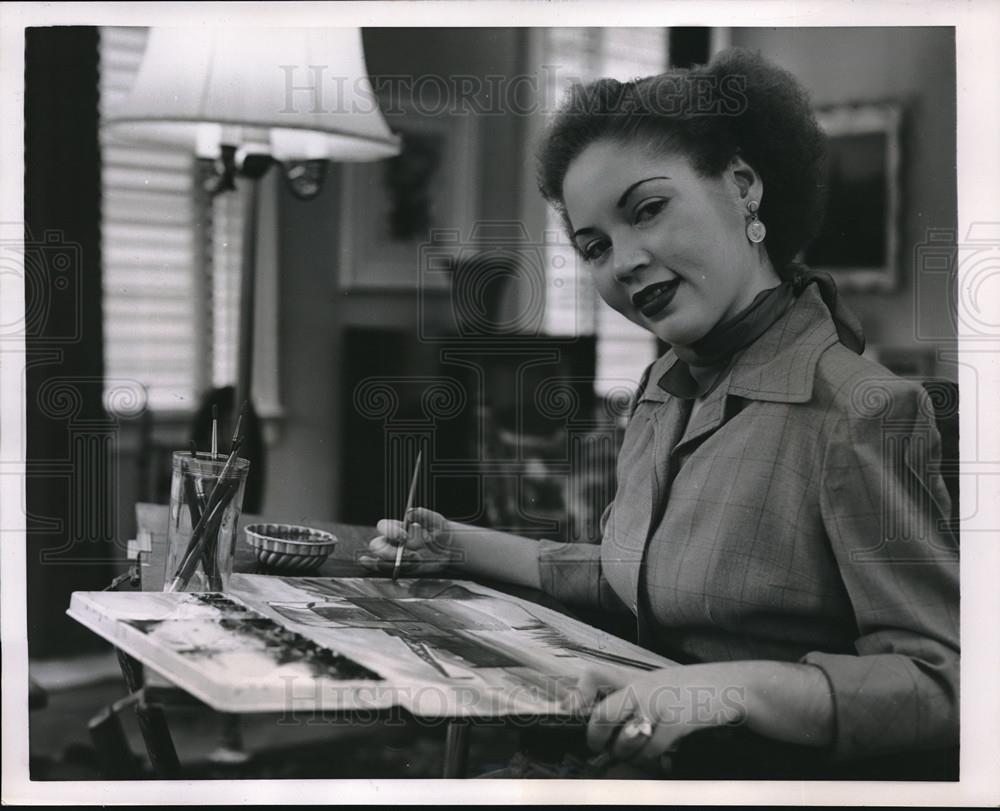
[341,327,612,543]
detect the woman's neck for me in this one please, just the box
[669,265,793,379]
[732,251,782,315]
[672,251,781,363]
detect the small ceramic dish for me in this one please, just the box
[244,523,338,573]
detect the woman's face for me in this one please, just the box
[562,139,770,348]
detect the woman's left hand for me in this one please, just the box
[583,663,749,774]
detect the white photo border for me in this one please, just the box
[2,1,998,806]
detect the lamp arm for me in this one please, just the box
[201,148,326,426]
[234,172,262,419]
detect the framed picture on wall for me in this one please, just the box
[803,102,902,291]
[338,103,478,290]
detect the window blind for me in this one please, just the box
[99,26,208,413]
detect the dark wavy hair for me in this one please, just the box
[536,48,828,275]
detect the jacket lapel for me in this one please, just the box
[638,284,842,454]
[673,373,730,452]
[649,397,693,520]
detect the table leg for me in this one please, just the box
[442,719,471,778]
[88,696,140,779]
[209,714,250,765]
[135,692,182,778]
[116,649,144,692]
[115,649,182,779]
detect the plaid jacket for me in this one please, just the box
[537,284,959,760]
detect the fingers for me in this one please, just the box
[358,549,418,572]
[586,693,676,772]
[405,522,430,550]
[373,519,433,546]
[375,518,406,540]
[630,725,682,773]
[367,535,400,561]
[357,553,393,573]
[586,685,638,753]
[368,525,429,556]
[568,667,630,716]
[405,507,445,529]
[361,526,438,575]
[358,552,443,576]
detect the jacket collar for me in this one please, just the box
[637,284,842,449]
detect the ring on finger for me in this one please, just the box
[619,716,654,745]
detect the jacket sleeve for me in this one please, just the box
[536,502,631,613]
[804,379,959,760]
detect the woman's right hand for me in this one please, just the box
[359,507,460,576]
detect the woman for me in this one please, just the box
[361,49,959,777]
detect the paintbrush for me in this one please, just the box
[165,402,247,593]
[165,439,243,592]
[211,404,219,459]
[392,449,422,582]
[184,440,204,526]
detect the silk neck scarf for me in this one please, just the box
[657,266,865,399]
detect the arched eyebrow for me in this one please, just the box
[616,176,670,209]
[571,176,671,240]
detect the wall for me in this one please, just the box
[263,29,528,522]
[729,27,958,374]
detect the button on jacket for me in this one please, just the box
[536,284,959,760]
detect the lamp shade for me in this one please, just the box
[105,27,400,161]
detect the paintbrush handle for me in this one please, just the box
[392,530,407,579]
[183,474,203,526]
[168,480,237,590]
[165,482,237,593]
[167,442,244,590]
[392,449,422,581]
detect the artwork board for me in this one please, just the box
[68,574,673,717]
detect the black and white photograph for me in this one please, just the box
[2,1,998,806]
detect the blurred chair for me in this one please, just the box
[133,385,267,512]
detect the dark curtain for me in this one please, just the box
[25,26,113,657]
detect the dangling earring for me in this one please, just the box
[745,200,766,244]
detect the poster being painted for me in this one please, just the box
[68,574,673,716]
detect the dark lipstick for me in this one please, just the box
[632,279,679,318]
